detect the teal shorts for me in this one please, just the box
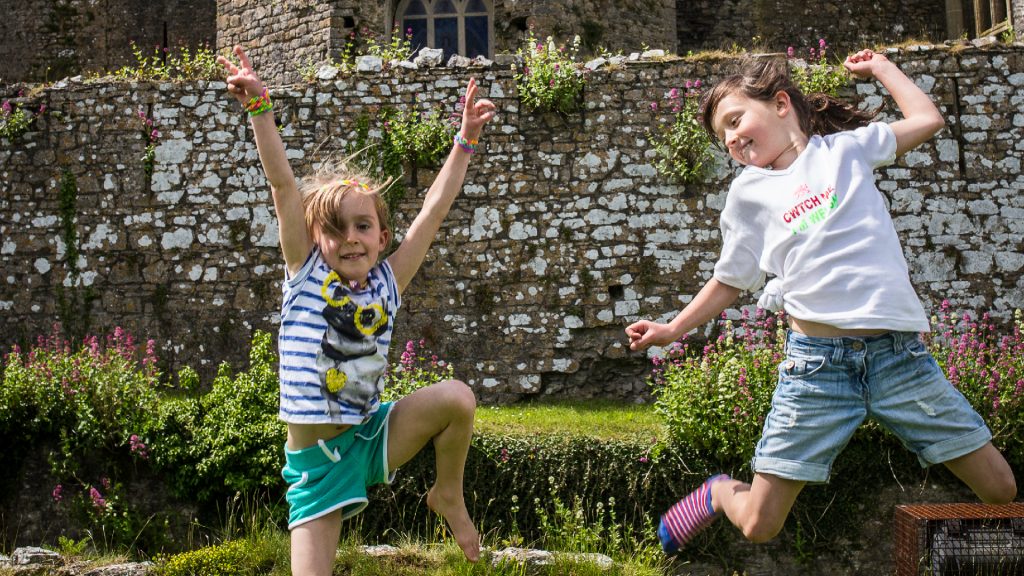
[282,402,395,529]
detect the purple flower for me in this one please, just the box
[2,101,10,114]
[694,79,702,88]
[38,104,47,114]
[787,46,794,58]
[150,129,160,141]
[52,484,64,503]
[668,88,679,99]
[819,38,827,49]
[650,101,657,112]
[684,80,692,89]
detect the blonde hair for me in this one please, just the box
[298,161,393,243]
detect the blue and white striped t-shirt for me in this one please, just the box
[278,249,401,424]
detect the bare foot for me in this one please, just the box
[427,485,480,562]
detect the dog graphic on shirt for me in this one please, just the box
[315,276,389,417]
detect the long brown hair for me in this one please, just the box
[699,56,877,145]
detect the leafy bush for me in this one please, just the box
[927,304,1024,468]
[147,330,285,502]
[100,42,221,81]
[381,106,458,169]
[650,310,783,467]
[299,25,415,81]
[344,103,457,218]
[1,325,161,547]
[366,25,417,66]
[514,31,588,116]
[648,83,717,185]
[1,98,45,140]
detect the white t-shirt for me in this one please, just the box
[713,122,930,332]
[277,249,402,424]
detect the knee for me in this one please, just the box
[741,515,784,544]
[982,473,1017,504]
[440,379,476,415]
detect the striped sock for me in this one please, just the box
[657,473,730,554]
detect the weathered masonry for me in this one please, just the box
[1,45,1022,400]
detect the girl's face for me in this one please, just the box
[315,192,389,288]
[711,91,803,170]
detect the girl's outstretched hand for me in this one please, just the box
[625,320,677,351]
[843,49,889,80]
[459,77,497,142]
[216,45,265,104]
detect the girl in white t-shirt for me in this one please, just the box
[627,49,1016,554]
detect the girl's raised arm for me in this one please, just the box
[844,49,945,156]
[387,77,496,293]
[218,45,312,276]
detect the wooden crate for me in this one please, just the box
[894,503,1024,575]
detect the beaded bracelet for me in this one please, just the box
[454,132,478,154]
[245,88,272,116]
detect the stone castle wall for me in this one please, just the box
[2,45,1023,401]
[5,0,1018,84]
[0,0,216,83]
[676,0,948,57]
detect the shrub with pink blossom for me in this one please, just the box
[926,304,1024,461]
[651,306,1024,471]
[1,324,161,547]
[381,338,455,401]
[514,30,588,116]
[647,80,717,184]
[650,309,784,464]
[787,38,849,97]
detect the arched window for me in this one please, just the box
[397,0,492,60]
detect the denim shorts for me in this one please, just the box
[752,331,991,483]
[282,401,395,529]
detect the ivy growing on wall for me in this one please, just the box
[54,170,96,342]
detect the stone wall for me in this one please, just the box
[217,0,357,89]
[217,0,677,85]
[1,45,1023,401]
[676,0,949,57]
[0,0,216,83]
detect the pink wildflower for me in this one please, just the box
[89,487,106,510]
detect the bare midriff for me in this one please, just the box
[287,422,353,451]
[788,317,889,338]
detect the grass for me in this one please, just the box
[138,528,665,576]
[473,399,665,442]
